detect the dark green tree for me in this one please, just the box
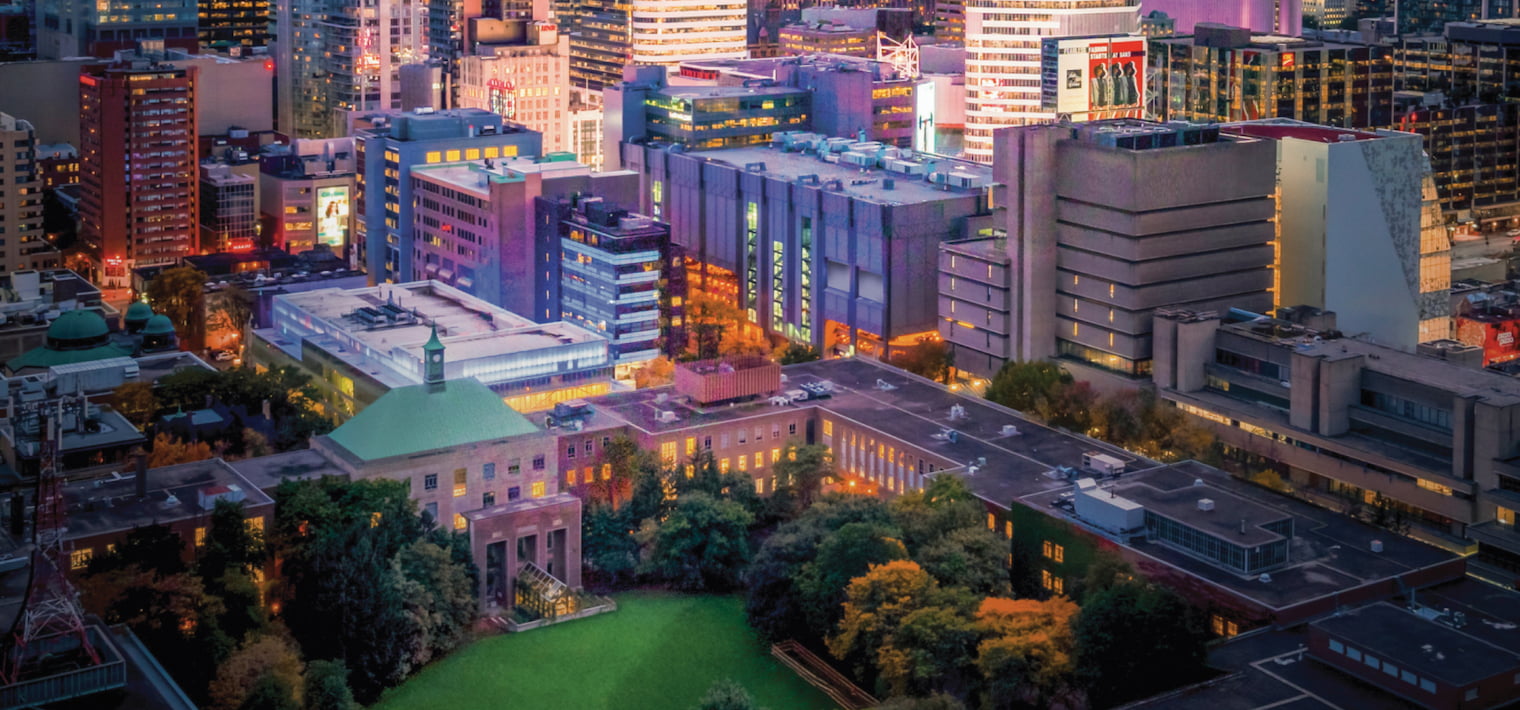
[237,672,301,710]
[87,523,186,577]
[777,343,822,365]
[146,265,208,348]
[743,495,893,643]
[625,469,671,524]
[695,678,766,710]
[889,475,984,554]
[916,526,1009,597]
[770,443,834,514]
[874,694,967,710]
[890,338,954,384]
[1073,582,1210,708]
[303,660,358,710]
[394,539,478,666]
[984,361,1071,416]
[643,492,753,591]
[796,521,908,631]
[581,503,640,587]
[274,478,435,702]
[200,499,264,584]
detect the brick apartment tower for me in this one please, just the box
[79,59,200,289]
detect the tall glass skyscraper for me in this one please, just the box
[962,0,1138,162]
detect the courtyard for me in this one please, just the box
[373,592,839,710]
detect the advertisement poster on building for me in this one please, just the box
[317,186,349,247]
[1042,36,1146,121]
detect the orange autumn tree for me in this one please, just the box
[147,432,215,468]
[828,560,980,697]
[974,596,1080,710]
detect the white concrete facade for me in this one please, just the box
[629,0,747,66]
[962,0,1138,162]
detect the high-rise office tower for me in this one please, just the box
[962,0,1138,162]
[628,0,746,66]
[272,0,327,137]
[568,0,630,91]
[35,0,197,58]
[275,0,427,138]
[79,59,199,288]
[199,0,270,47]
[322,0,427,135]
[0,114,59,272]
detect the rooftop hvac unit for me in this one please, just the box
[1197,498,1215,512]
[655,410,679,423]
[1370,539,1384,553]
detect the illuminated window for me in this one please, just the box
[454,514,467,531]
[661,441,677,464]
[531,481,546,498]
[987,513,995,530]
[685,464,695,478]
[1005,522,1013,538]
[465,148,481,160]
[445,150,461,161]
[823,420,833,437]
[453,468,467,497]
[754,477,764,494]
[739,455,748,471]
[1040,569,1063,594]
[369,512,382,528]
[70,548,93,570]
[1210,615,1239,638]
[425,151,441,163]
[484,146,500,159]
[601,464,611,481]
[1500,507,1516,526]
[771,448,781,463]
[195,527,207,547]
[501,145,519,157]
[720,458,730,473]
[1042,540,1063,562]
[567,468,577,486]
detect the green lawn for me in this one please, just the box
[373,593,840,710]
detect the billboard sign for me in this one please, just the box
[316,186,349,248]
[1041,36,1146,122]
[488,78,517,120]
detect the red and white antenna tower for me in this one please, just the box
[3,401,100,684]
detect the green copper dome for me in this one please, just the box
[141,314,177,337]
[124,302,153,323]
[47,310,109,344]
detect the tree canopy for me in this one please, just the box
[642,492,754,591]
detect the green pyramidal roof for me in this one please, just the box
[325,378,538,461]
[423,325,444,352]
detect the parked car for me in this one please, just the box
[213,350,236,362]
